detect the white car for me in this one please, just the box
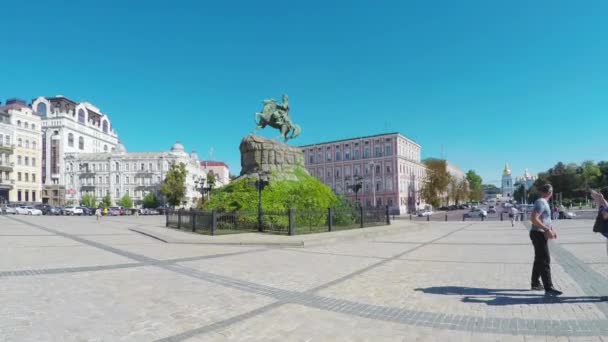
[464,208,487,218]
[417,210,434,217]
[15,206,43,215]
[64,206,84,216]
[565,211,577,219]
[1,206,17,214]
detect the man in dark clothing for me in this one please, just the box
[530,184,562,296]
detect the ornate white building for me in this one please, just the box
[64,142,207,208]
[32,96,120,205]
[514,168,537,191]
[0,107,14,204]
[501,163,514,198]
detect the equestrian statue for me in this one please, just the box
[254,94,301,142]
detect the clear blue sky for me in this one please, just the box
[2,0,607,185]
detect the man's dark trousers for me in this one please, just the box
[530,230,553,288]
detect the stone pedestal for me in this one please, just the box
[239,135,305,180]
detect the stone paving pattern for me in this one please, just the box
[1,215,607,341]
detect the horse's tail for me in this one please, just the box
[291,124,301,139]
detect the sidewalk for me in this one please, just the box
[129,220,422,247]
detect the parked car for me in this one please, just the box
[108,207,122,216]
[54,206,66,215]
[1,206,17,214]
[15,206,43,215]
[438,206,449,211]
[48,206,63,215]
[564,211,577,219]
[464,208,487,218]
[35,204,54,215]
[488,207,497,214]
[417,210,434,217]
[79,207,93,216]
[64,206,84,216]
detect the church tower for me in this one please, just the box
[502,163,514,198]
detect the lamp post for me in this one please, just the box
[253,172,270,232]
[368,161,376,207]
[194,177,212,203]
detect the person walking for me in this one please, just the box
[529,184,562,296]
[95,207,101,221]
[590,190,608,256]
[509,206,518,227]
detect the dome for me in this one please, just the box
[190,150,199,160]
[523,168,532,180]
[116,143,127,153]
[171,141,185,152]
[503,163,511,175]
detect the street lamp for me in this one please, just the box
[249,172,270,232]
[368,161,376,207]
[194,177,212,202]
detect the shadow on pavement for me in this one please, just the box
[415,286,608,306]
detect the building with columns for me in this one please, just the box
[32,96,120,205]
[1,99,43,203]
[301,132,427,214]
[64,142,206,208]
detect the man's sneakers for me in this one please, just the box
[531,284,544,291]
[544,288,563,296]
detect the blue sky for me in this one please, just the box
[1,0,607,185]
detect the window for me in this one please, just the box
[17,190,21,201]
[5,136,9,145]
[79,137,84,150]
[68,133,74,147]
[78,109,86,124]
[102,120,108,133]
[116,189,119,197]
[32,191,36,202]
[386,165,391,173]
[364,147,370,158]
[335,151,341,161]
[36,102,47,116]
[115,162,120,171]
[149,163,152,171]
[354,166,360,176]
[25,140,30,149]
[17,120,21,127]
[32,174,36,183]
[141,163,145,171]
[32,141,36,150]
[32,124,36,130]
[116,175,119,183]
[317,153,322,163]
[375,146,382,157]
[309,155,314,164]
[345,149,350,160]
[25,157,29,166]
[126,176,130,184]
[385,145,392,156]
[375,165,380,174]
[335,169,340,178]
[18,138,22,147]
[17,156,22,165]
[104,145,108,152]
[25,173,29,182]
[354,149,360,159]
[326,152,331,162]
[125,163,129,171]
[24,122,29,129]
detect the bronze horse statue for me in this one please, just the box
[254,95,301,142]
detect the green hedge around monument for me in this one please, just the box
[202,167,358,229]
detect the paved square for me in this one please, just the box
[1,215,607,341]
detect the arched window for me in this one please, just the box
[25,140,29,149]
[32,141,37,150]
[24,122,29,129]
[4,136,8,145]
[17,138,22,147]
[126,176,130,184]
[68,133,74,147]
[104,145,108,152]
[78,109,86,124]
[17,120,21,127]
[115,162,119,171]
[102,120,108,133]
[116,175,119,183]
[78,137,84,150]
[36,102,47,116]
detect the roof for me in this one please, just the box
[298,132,418,148]
[201,161,229,168]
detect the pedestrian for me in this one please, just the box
[103,207,108,216]
[590,190,608,256]
[529,184,562,296]
[509,206,518,227]
[552,206,558,220]
[95,207,101,221]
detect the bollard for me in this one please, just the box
[386,205,390,225]
[288,209,295,236]
[463,214,466,222]
[445,213,448,222]
[211,210,217,236]
[360,206,364,228]
[165,210,169,227]
[481,215,485,222]
[426,214,430,222]
[191,211,196,232]
[500,213,503,221]
[409,214,412,221]
[328,207,333,232]
[177,210,182,229]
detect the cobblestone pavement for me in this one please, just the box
[1,215,607,341]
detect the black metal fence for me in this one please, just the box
[165,206,390,236]
[398,209,599,222]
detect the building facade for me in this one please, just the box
[0,107,13,204]
[64,142,206,208]
[32,96,120,205]
[501,163,514,198]
[301,132,426,214]
[2,100,43,203]
[200,161,230,187]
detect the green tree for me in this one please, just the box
[160,162,187,208]
[466,170,483,202]
[102,194,112,208]
[81,193,97,208]
[206,172,217,190]
[118,193,133,209]
[456,178,469,205]
[421,159,451,208]
[513,184,525,203]
[581,160,601,189]
[142,192,159,209]
[482,184,501,195]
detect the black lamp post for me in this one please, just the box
[351,175,363,207]
[195,177,212,203]
[251,172,270,232]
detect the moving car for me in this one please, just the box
[15,206,43,215]
[564,211,577,219]
[488,205,497,214]
[64,206,84,216]
[464,208,487,218]
[417,210,434,217]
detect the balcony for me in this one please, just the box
[0,179,14,190]
[0,144,15,154]
[80,185,96,190]
[0,162,14,172]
